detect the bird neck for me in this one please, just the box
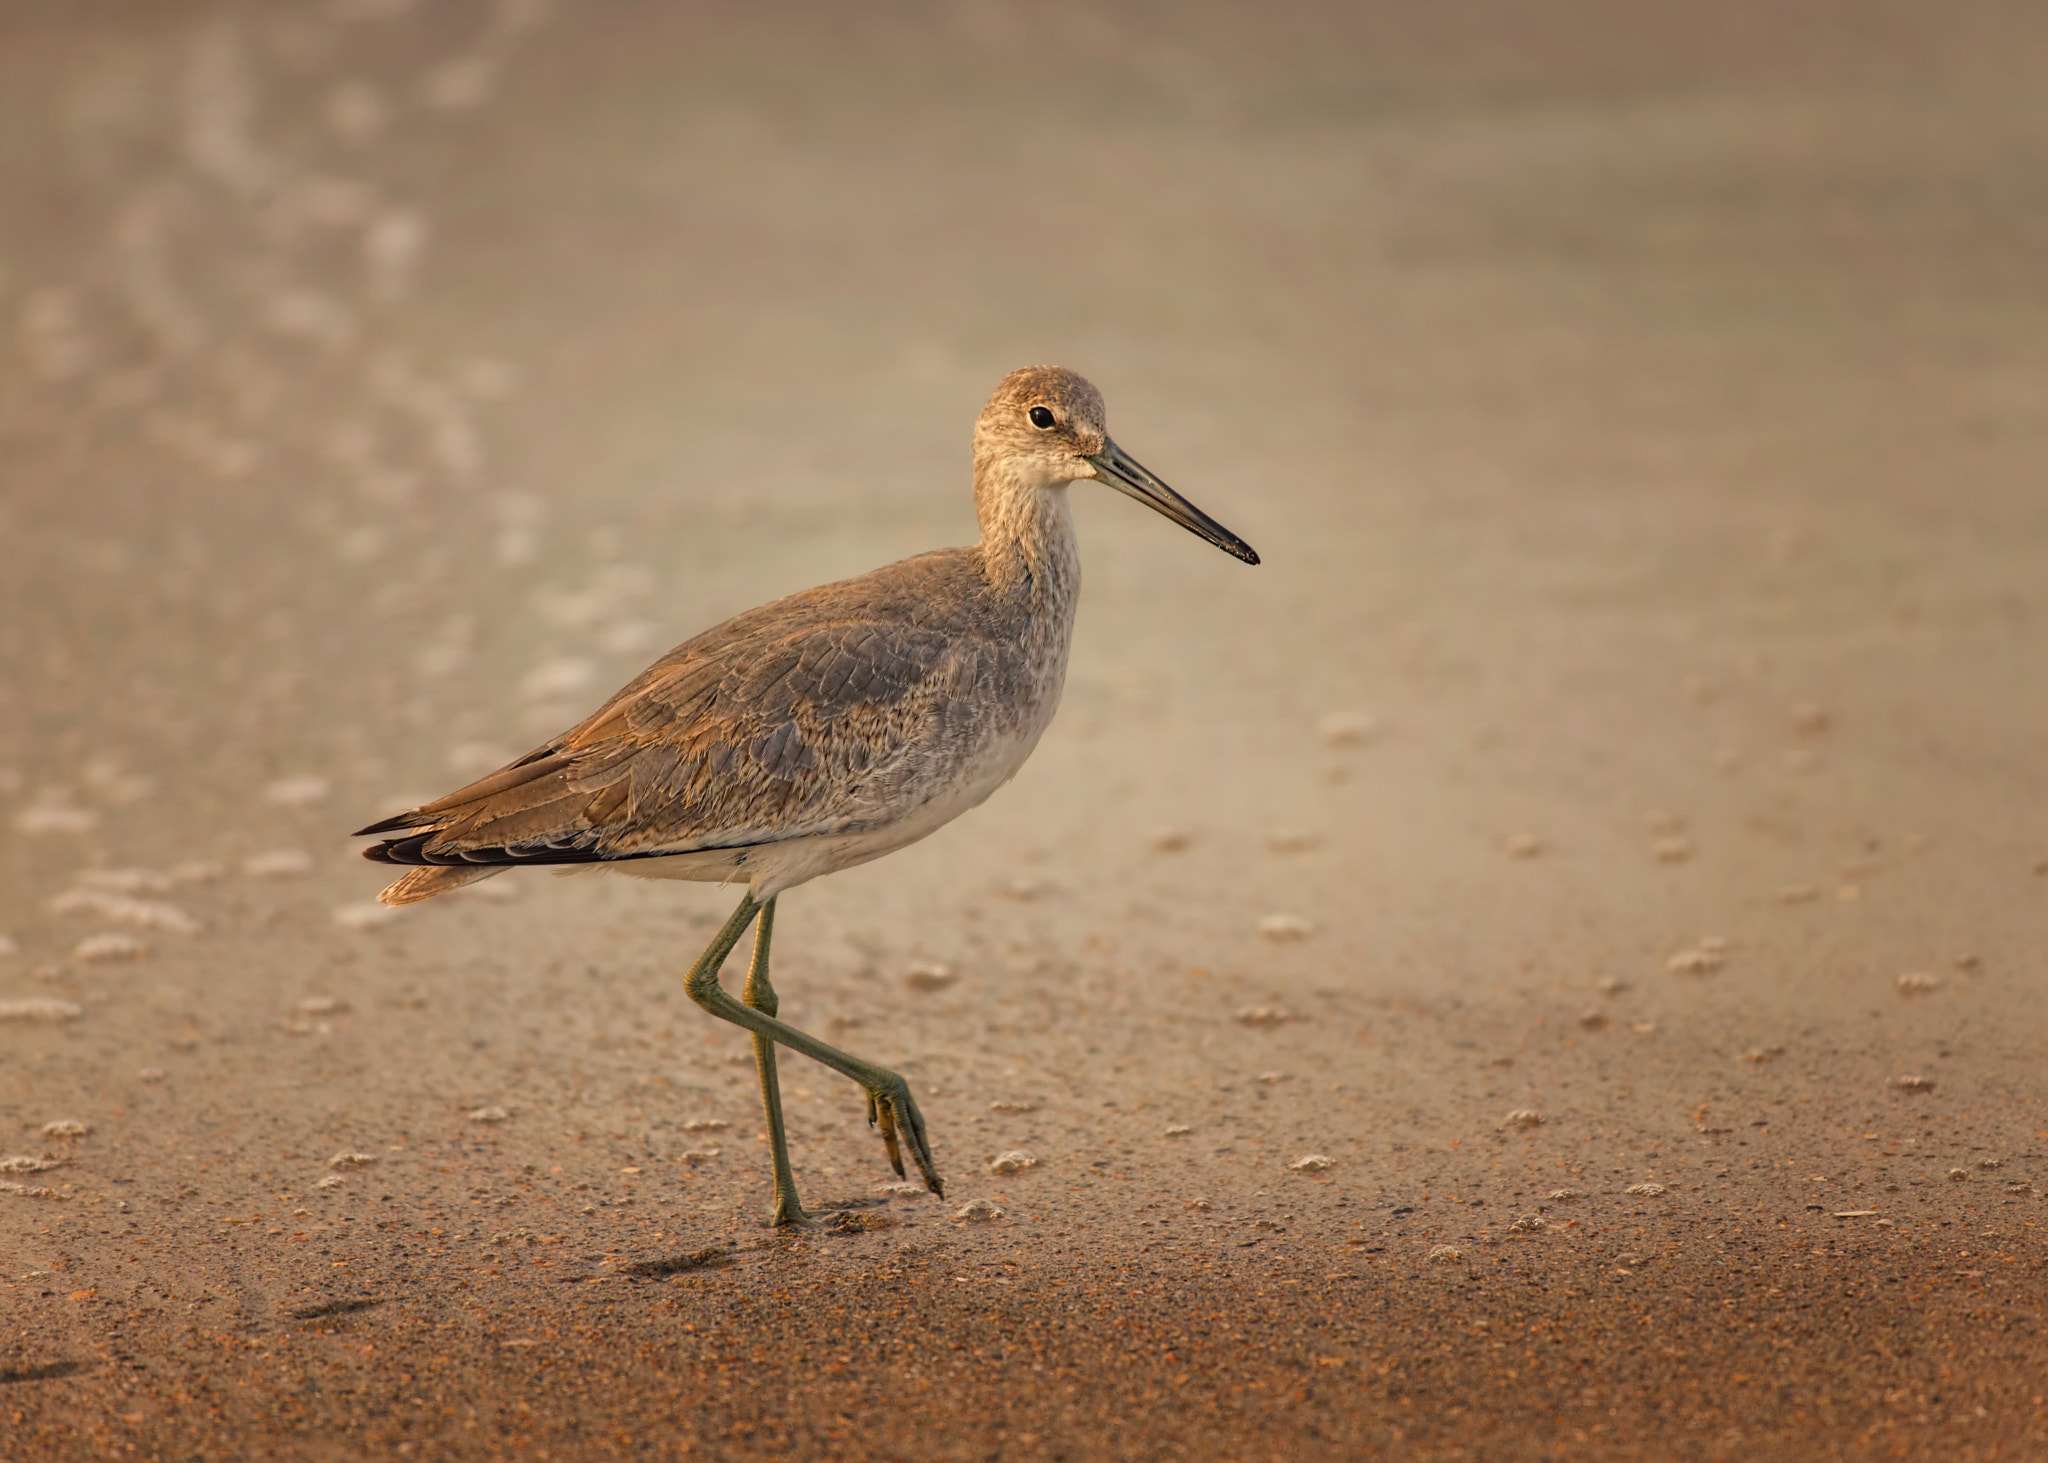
[974,462,1081,611]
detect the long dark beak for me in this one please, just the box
[1085,438,1259,565]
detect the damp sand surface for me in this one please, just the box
[1,3,2045,1458]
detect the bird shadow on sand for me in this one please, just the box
[615,1197,904,1277]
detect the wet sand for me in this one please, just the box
[2,2,2044,1458]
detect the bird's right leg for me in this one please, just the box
[739,898,812,1228]
[683,893,945,1197]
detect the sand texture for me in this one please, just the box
[1,2,2044,1458]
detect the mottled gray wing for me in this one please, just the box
[357,555,999,867]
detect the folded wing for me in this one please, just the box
[358,553,1000,871]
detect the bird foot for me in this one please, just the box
[865,1080,944,1197]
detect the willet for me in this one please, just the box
[355,366,1258,1225]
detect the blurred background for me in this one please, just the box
[2,1,2045,1457]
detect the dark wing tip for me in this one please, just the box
[354,812,423,838]
[362,831,618,868]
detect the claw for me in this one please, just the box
[875,1096,906,1177]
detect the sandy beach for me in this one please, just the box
[2,2,2044,1457]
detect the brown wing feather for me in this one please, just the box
[357,549,1013,867]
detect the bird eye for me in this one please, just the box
[1028,406,1057,430]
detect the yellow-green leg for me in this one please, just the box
[741,898,811,1227]
[682,894,945,1207]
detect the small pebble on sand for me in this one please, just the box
[458,878,518,902]
[987,1150,1038,1174]
[1667,946,1723,976]
[316,1175,344,1190]
[955,1198,1004,1222]
[1790,702,1831,736]
[1893,1075,1935,1093]
[467,1106,510,1123]
[1895,972,1941,997]
[1288,1154,1335,1173]
[1651,836,1694,864]
[1547,1189,1581,1202]
[1501,1109,1543,1129]
[1742,1046,1786,1063]
[1257,913,1313,942]
[1503,833,1544,859]
[904,962,957,992]
[422,55,495,110]
[1234,1007,1295,1029]
[73,933,148,962]
[681,1149,720,1165]
[296,996,348,1015]
[1426,1245,1463,1264]
[0,998,84,1022]
[1162,1124,1192,1137]
[138,1067,166,1082]
[598,619,659,656]
[1316,710,1378,747]
[1258,1071,1291,1085]
[1579,1011,1609,1031]
[75,868,174,894]
[332,903,403,931]
[1186,1197,1214,1210]
[264,775,332,807]
[14,802,99,836]
[988,1101,1036,1114]
[1508,1214,1545,1232]
[1946,1168,1969,1182]
[42,1120,91,1138]
[519,658,597,702]
[52,890,200,935]
[244,849,314,877]
[1146,828,1193,853]
[328,1151,378,1169]
[447,743,516,776]
[682,1118,730,1131]
[0,1156,61,1173]
[1624,1183,1666,1196]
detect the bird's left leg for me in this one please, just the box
[740,898,811,1227]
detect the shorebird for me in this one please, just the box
[355,366,1258,1225]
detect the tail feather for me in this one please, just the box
[378,865,505,906]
